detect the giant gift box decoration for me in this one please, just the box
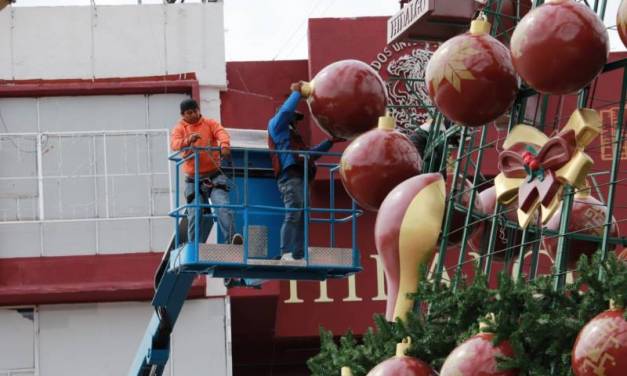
[340,114,422,212]
[572,304,627,376]
[300,59,387,140]
[375,173,446,322]
[366,338,435,376]
[510,0,609,94]
[495,109,602,229]
[425,15,517,127]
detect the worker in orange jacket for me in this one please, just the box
[170,99,241,245]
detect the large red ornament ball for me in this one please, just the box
[367,355,435,376]
[425,19,517,127]
[510,0,609,95]
[440,333,517,376]
[305,59,387,140]
[445,173,484,246]
[543,194,619,269]
[619,0,627,48]
[340,116,422,212]
[572,308,627,376]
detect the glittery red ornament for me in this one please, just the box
[303,59,387,140]
[572,307,627,376]
[543,193,619,269]
[367,338,436,376]
[425,17,517,127]
[340,115,422,212]
[619,0,627,47]
[440,332,517,376]
[445,173,484,246]
[510,0,609,94]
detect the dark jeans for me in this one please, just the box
[277,171,307,259]
[184,173,234,244]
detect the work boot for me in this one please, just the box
[231,233,243,245]
[280,253,296,261]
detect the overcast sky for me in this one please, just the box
[11,0,627,61]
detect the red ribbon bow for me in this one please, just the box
[497,129,577,223]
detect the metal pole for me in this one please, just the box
[352,200,360,268]
[553,185,574,290]
[516,227,529,280]
[303,153,310,262]
[599,67,627,267]
[194,149,200,248]
[528,215,542,280]
[175,160,180,248]
[330,167,336,247]
[599,0,608,20]
[453,127,487,290]
[434,127,467,284]
[243,149,249,264]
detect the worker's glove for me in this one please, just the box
[186,133,201,146]
[220,146,232,159]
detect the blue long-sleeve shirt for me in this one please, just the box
[268,91,333,175]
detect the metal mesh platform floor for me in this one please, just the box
[198,244,354,267]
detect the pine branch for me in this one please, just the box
[308,251,627,375]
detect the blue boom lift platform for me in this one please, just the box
[129,142,362,376]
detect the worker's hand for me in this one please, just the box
[187,133,201,146]
[220,146,231,159]
[290,81,303,92]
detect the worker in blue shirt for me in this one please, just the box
[267,81,344,261]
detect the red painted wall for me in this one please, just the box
[0,253,205,306]
[306,17,390,150]
[220,60,313,144]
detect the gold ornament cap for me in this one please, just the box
[341,366,353,376]
[479,313,496,332]
[574,179,591,198]
[470,14,491,35]
[301,81,314,98]
[609,299,623,310]
[378,113,396,130]
[396,337,412,357]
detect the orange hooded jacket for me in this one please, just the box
[170,117,231,176]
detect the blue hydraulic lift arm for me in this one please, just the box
[128,151,197,376]
[128,218,195,376]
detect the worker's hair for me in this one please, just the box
[180,99,199,114]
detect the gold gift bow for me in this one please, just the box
[494,109,602,228]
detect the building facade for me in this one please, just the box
[0,3,230,376]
